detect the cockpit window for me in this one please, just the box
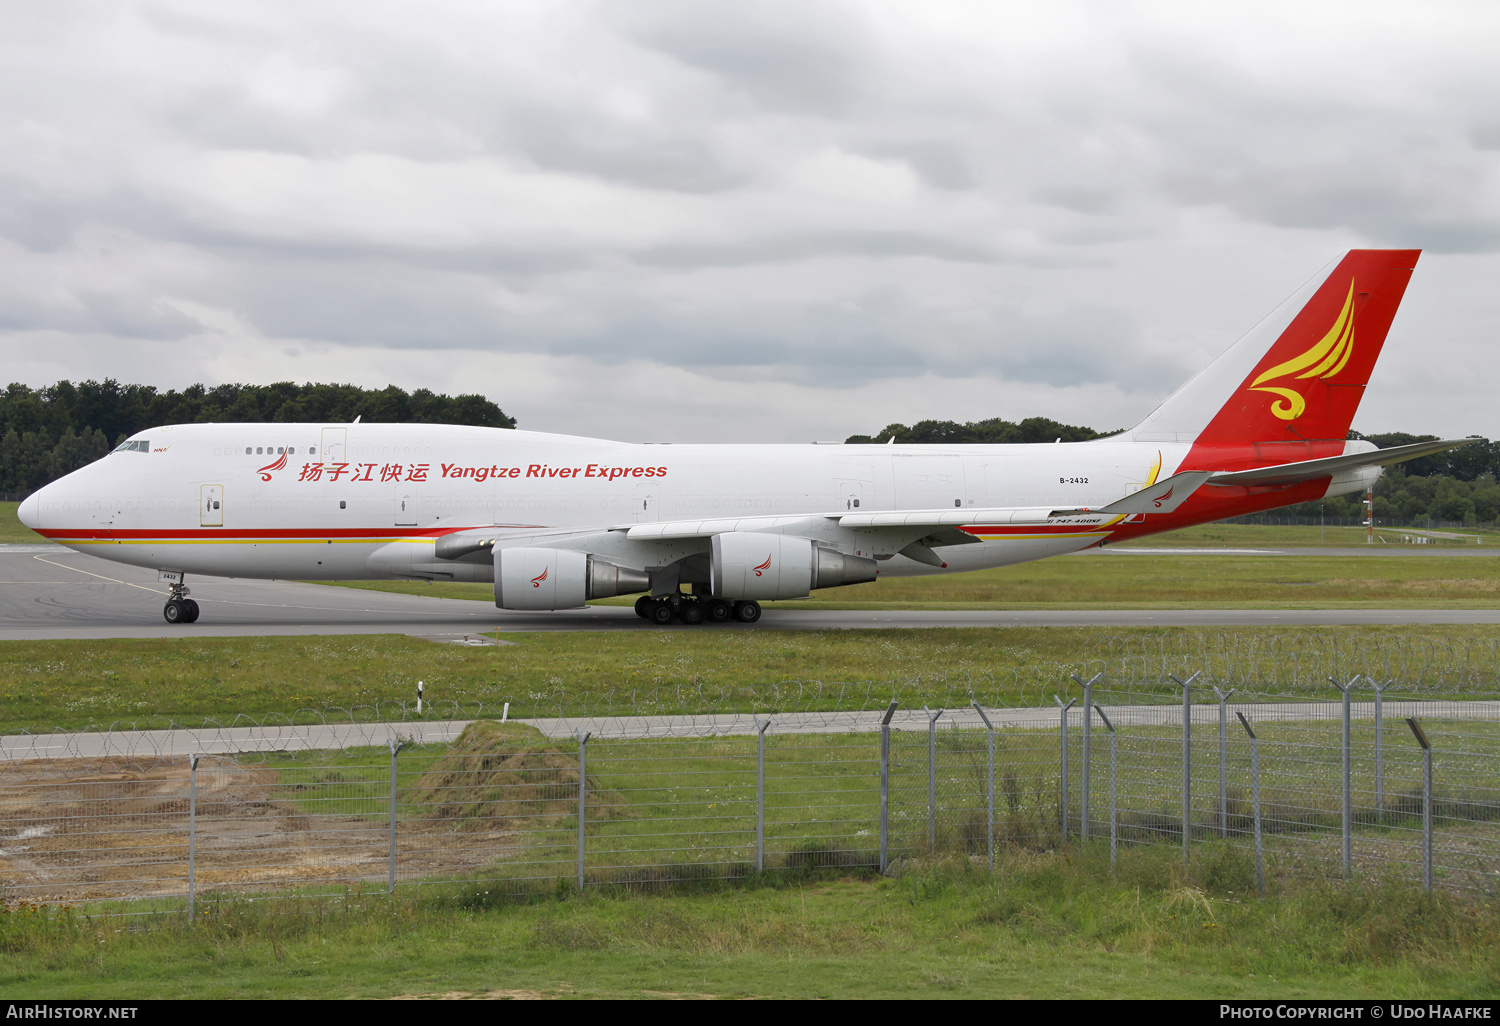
[112,440,149,453]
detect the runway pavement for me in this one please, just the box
[3,544,1500,641]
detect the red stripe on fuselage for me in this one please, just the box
[36,526,475,541]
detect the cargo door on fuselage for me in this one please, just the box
[893,455,965,510]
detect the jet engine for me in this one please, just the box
[494,547,650,610]
[710,532,877,601]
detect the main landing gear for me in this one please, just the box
[163,581,200,624]
[634,594,760,625]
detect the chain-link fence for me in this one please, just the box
[4,676,1499,915]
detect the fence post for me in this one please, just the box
[879,701,897,873]
[1053,696,1076,839]
[1168,672,1200,860]
[387,739,401,894]
[1236,712,1264,897]
[1093,705,1117,868]
[188,753,198,921]
[972,701,994,873]
[1332,676,1358,879]
[924,706,944,854]
[1213,686,1235,838]
[754,715,770,872]
[1072,674,1102,840]
[1407,718,1433,892]
[576,729,590,891]
[1373,679,1390,823]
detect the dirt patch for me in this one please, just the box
[0,733,592,905]
[408,721,628,832]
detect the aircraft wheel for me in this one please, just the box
[704,599,732,623]
[183,599,200,623]
[648,601,675,626]
[733,600,761,623]
[678,600,704,625]
[634,595,654,619]
[163,599,185,624]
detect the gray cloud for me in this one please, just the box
[0,288,202,339]
[636,230,1000,269]
[0,180,76,252]
[621,1,872,117]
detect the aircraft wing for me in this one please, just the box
[616,468,1217,545]
[621,507,1114,541]
[1208,437,1481,487]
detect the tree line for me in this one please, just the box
[1283,432,1500,526]
[0,380,515,494]
[845,416,1117,445]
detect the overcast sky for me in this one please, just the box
[2,1,1497,442]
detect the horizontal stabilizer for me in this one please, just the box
[1100,471,1216,515]
[1047,471,1215,518]
[1209,437,1482,487]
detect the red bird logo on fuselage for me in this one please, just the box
[256,452,288,481]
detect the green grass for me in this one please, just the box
[8,625,1500,733]
[0,502,39,545]
[3,848,1496,998]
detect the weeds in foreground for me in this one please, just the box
[3,843,1499,998]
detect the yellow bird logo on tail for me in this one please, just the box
[1248,281,1357,421]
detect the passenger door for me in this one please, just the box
[319,427,347,465]
[395,488,419,527]
[200,484,223,526]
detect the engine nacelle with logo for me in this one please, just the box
[710,533,878,601]
[493,547,651,610]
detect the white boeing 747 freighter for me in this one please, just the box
[18,250,1476,625]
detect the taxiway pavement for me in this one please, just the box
[3,544,1499,641]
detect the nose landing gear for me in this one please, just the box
[163,581,200,624]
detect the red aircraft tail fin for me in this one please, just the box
[1131,249,1420,449]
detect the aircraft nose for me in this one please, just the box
[17,491,40,531]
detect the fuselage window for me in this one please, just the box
[277,447,284,455]
[256,447,263,455]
